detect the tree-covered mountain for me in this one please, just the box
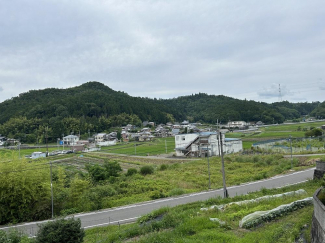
[0,81,321,142]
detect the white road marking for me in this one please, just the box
[83,217,139,229]
[0,167,315,232]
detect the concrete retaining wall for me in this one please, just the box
[313,161,325,180]
[312,188,325,243]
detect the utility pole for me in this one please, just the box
[217,131,221,157]
[50,161,54,219]
[290,135,293,169]
[46,126,49,156]
[134,143,136,155]
[207,145,211,189]
[199,131,201,157]
[219,132,228,198]
[18,139,21,159]
[165,140,167,154]
[62,133,64,151]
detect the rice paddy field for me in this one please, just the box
[227,121,325,149]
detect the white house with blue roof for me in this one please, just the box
[175,132,242,157]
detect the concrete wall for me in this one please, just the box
[312,188,325,243]
[314,161,325,180]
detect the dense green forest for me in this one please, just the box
[0,81,322,143]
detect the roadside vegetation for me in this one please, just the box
[0,218,84,243]
[84,180,320,243]
[0,151,320,225]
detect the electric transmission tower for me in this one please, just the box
[278,84,282,102]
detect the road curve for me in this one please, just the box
[0,167,315,237]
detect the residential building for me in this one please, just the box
[94,133,107,143]
[63,135,79,145]
[175,132,242,157]
[227,121,247,128]
[0,135,6,146]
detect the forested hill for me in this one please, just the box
[0,82,182,125]
[0,81,322,142]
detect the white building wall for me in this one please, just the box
[97,140,117,146]
[175,134,198,149]
[175,133,242,157]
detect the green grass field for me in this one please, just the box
[99,137,175,156]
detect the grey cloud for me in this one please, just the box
[1,0,325,103]
[0,86,3,92]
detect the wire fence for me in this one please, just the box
[252,136,325,154]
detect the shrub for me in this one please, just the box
[224,156,233,162]
[140,166,154,175]
[0,229,32,243]
[159,164,168,171]
[126,168,138,176]
[168,188,185,197]
[253,156,259,163]
[104,160,122,177]
[235,157,244,163]
[265,157,273,165]
[150,190,167,200]
[85,164,108,182]
[36,218,85,243]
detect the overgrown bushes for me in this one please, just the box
[126,168,138,176]
[0,229,32,243]
[36,218,85,243]
[140,166,154,175]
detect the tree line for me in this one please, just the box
[0,81,323,142]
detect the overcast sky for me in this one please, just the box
[1,0,325,104]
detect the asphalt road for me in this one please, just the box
[0,167,315,237]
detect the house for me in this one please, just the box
[172,129,180,135]
[63,135,79,145]
[141,127,151,133]
[77,140,90,146]
[69,144,85,152]
[227,121,247,128]
[181,120,189,125]
[94,133,108,143]
[0,135,6,146]
[175,132,242,157]
[123,124,136,131]
[97,140,117,146]
[256,121,264,126]
[121,131,129,142]
[173,124,181,129]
